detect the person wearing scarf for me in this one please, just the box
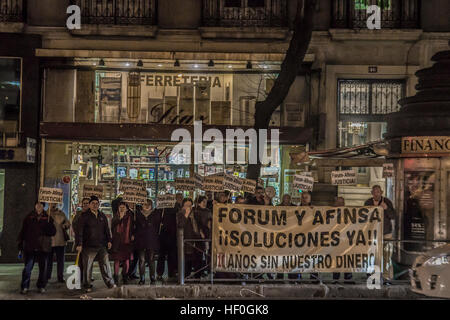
[111,202,134,285]
[176,198,203,279]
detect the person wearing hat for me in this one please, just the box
[75,196,116,292]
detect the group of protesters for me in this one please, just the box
[17,183,395,294]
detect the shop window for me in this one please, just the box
[0,58,21,147]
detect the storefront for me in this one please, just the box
[40,59,313,220]
[387,49,450,266]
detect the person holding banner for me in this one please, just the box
[18,202,56,294]
[110,202,135,285]
[134,199,160,285]
[332,197,354,284]
[75,196,116,292]
[364,185,396,281]
[46,203,71,283]
[177,198,203,279]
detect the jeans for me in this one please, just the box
[21,251,49,290]
[81,247,114,289]
[138,249,156,281]
[47,246,65,281]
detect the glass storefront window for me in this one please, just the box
[0,58,21,147]
[43,140,282,217]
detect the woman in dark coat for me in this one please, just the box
[17,201,56,294]
[111,202,134,285]
[194,196,212,277]
[134,199,160,285]
[176,198,203,278]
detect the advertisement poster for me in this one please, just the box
[212,204,383,273]
[403,171,435,252]
[99,76,122,123]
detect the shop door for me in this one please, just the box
[0,169,4,256]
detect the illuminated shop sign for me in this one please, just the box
[140,74,222,88]
[402,136,450,154]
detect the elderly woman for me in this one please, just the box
[134,199,160,285]
[110,202,134,285]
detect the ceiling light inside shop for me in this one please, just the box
[157,64,163,67]
[228,65,233,68]
[125,62,131,67]
[193,64,199,68]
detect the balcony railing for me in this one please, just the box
[203,0,288,27]
[332,0,420,29]
[70,0,156,25]
[0,0,24,22]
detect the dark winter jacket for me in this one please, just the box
[194,207,212,239]
[134,208,160,252]
[110,210,134,260]
[364,197,396,235]
[177,208,202,255]
[17,210,56,253]
[75,209,112,248]
[157,207,178,238]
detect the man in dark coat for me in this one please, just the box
[156,205,178,281]
[18,202,56,294]
[75,196,116,292]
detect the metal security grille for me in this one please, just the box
[338,79,405,121]
[332,0,420,29]
[71,0,156,25]
[203,0,288,27]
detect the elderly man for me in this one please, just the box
[76,196,116,292]
[364,185,396,281]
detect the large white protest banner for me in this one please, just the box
[331,170,357,185]
[39,187,64,203]
[82,185,103,199]
[292,174,314,191]
[223,174,243,192]
[157,194,176,208]
[212,204,383,273]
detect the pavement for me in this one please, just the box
[0,263,436,300]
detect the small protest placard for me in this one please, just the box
[242,179,257,194]
[193,173,204,190]
[383,163,394,178]
[331,170,357,185]
[202,174,224,192]
[83,185,103,199]
[122,189,147,205]
[119,178,146,193]
[223,174,243,192]
[175,178,196,191]
[38,187,63,203]
[157,194,176,209]
[292,174,314,192]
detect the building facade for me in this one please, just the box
[0,0,449,263]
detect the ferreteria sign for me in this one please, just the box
[212,204,383,273]
[402,136,450,154]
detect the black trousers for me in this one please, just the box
[46,246,65,281]
[157,234,177,278]
[128,249,139,277]
[185,251,203,278]
[21,251,49,290]
[81,247,114,289]
[138,249,156,281]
